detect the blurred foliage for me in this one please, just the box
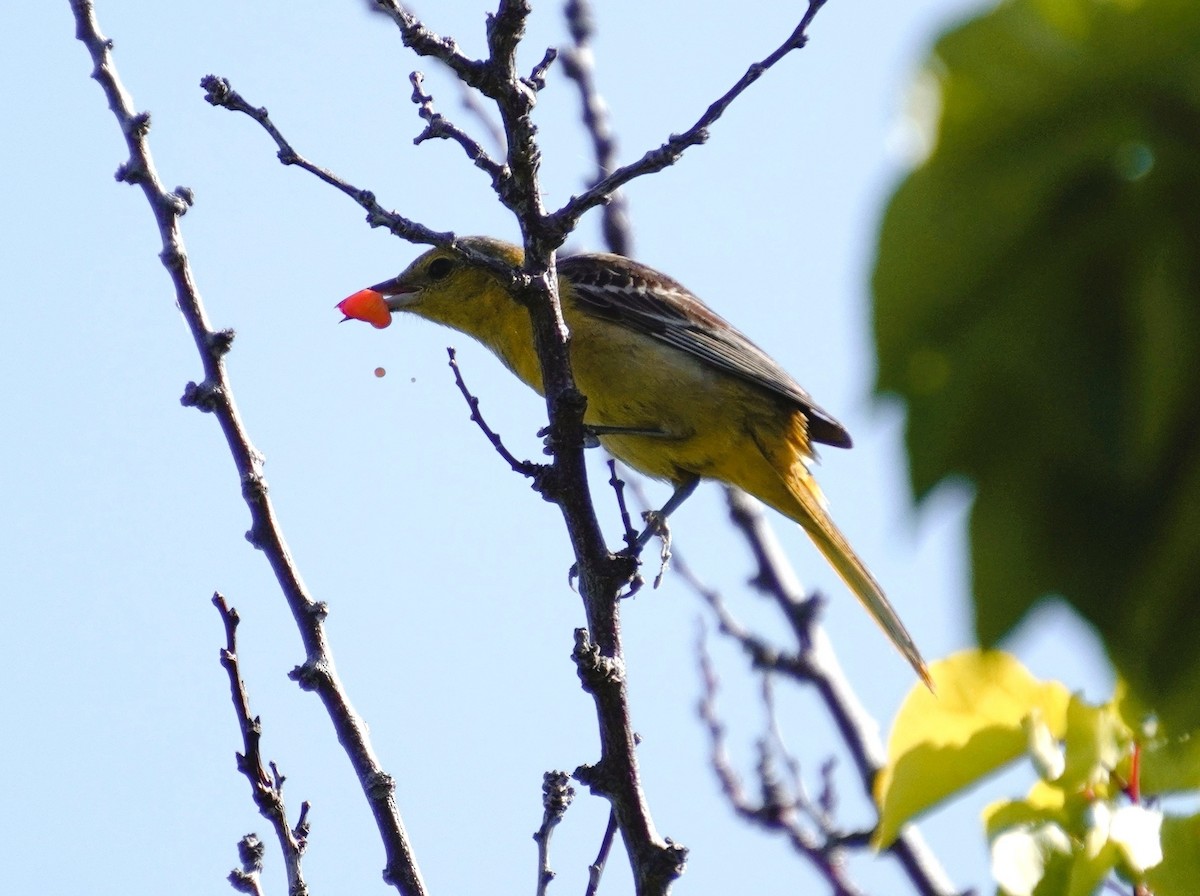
[872,0,1200,731]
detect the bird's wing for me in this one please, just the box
[560,253,852,449]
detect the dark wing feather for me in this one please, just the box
[560,253,852,449]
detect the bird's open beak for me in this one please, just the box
[337,278,418,330]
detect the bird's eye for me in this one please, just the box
[427,257,455,281]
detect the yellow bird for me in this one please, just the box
[339,236,929,685]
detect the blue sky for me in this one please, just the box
[3,2,1113,894]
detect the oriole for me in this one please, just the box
[339,236,928,684]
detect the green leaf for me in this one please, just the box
[873,0,1200,731]
[1114,686,1200,794]
[1063,839,1118,896]
[1145,813,1200,895]
[1138,733,1200,794]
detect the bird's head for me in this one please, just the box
[338,237,524,332]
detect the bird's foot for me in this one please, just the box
[639,509,673,588]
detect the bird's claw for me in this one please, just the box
[568,553,645,599]
[539,425,601,455]
[640,510,673,588]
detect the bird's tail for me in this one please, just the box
[778,464,932,690]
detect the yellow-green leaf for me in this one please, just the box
[1060,696,1132,795]
[983,785,1067,840]
[874,649,1070,846]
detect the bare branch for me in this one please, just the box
[368,1,505,149]
[372,0,491,88]
[723,490,960,896]
[571,626,688,895]
[70,5,426,893]
[462,8,687,893]
[615,469,959,894]
[200,10,675,888]
[192,4,870,893]
[697,622,865,896]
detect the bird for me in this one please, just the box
[338,236,929,685]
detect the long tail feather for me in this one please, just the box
[783,468,932,689]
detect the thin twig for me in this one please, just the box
[213,594,310,895]
[446,348,544,479]
[70,6,426,893]
[374,0,506,148]
[605,460,646,598]
[550,0,829,237]
[533,771,576,896]
[200,76,531,289]
[527,47,558,90]
[200,74,453,250]
[560,0,633,257]
[696,622,864,896]
[585,809,620,896]
[606,460,639,553]
[409,71,506,187]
